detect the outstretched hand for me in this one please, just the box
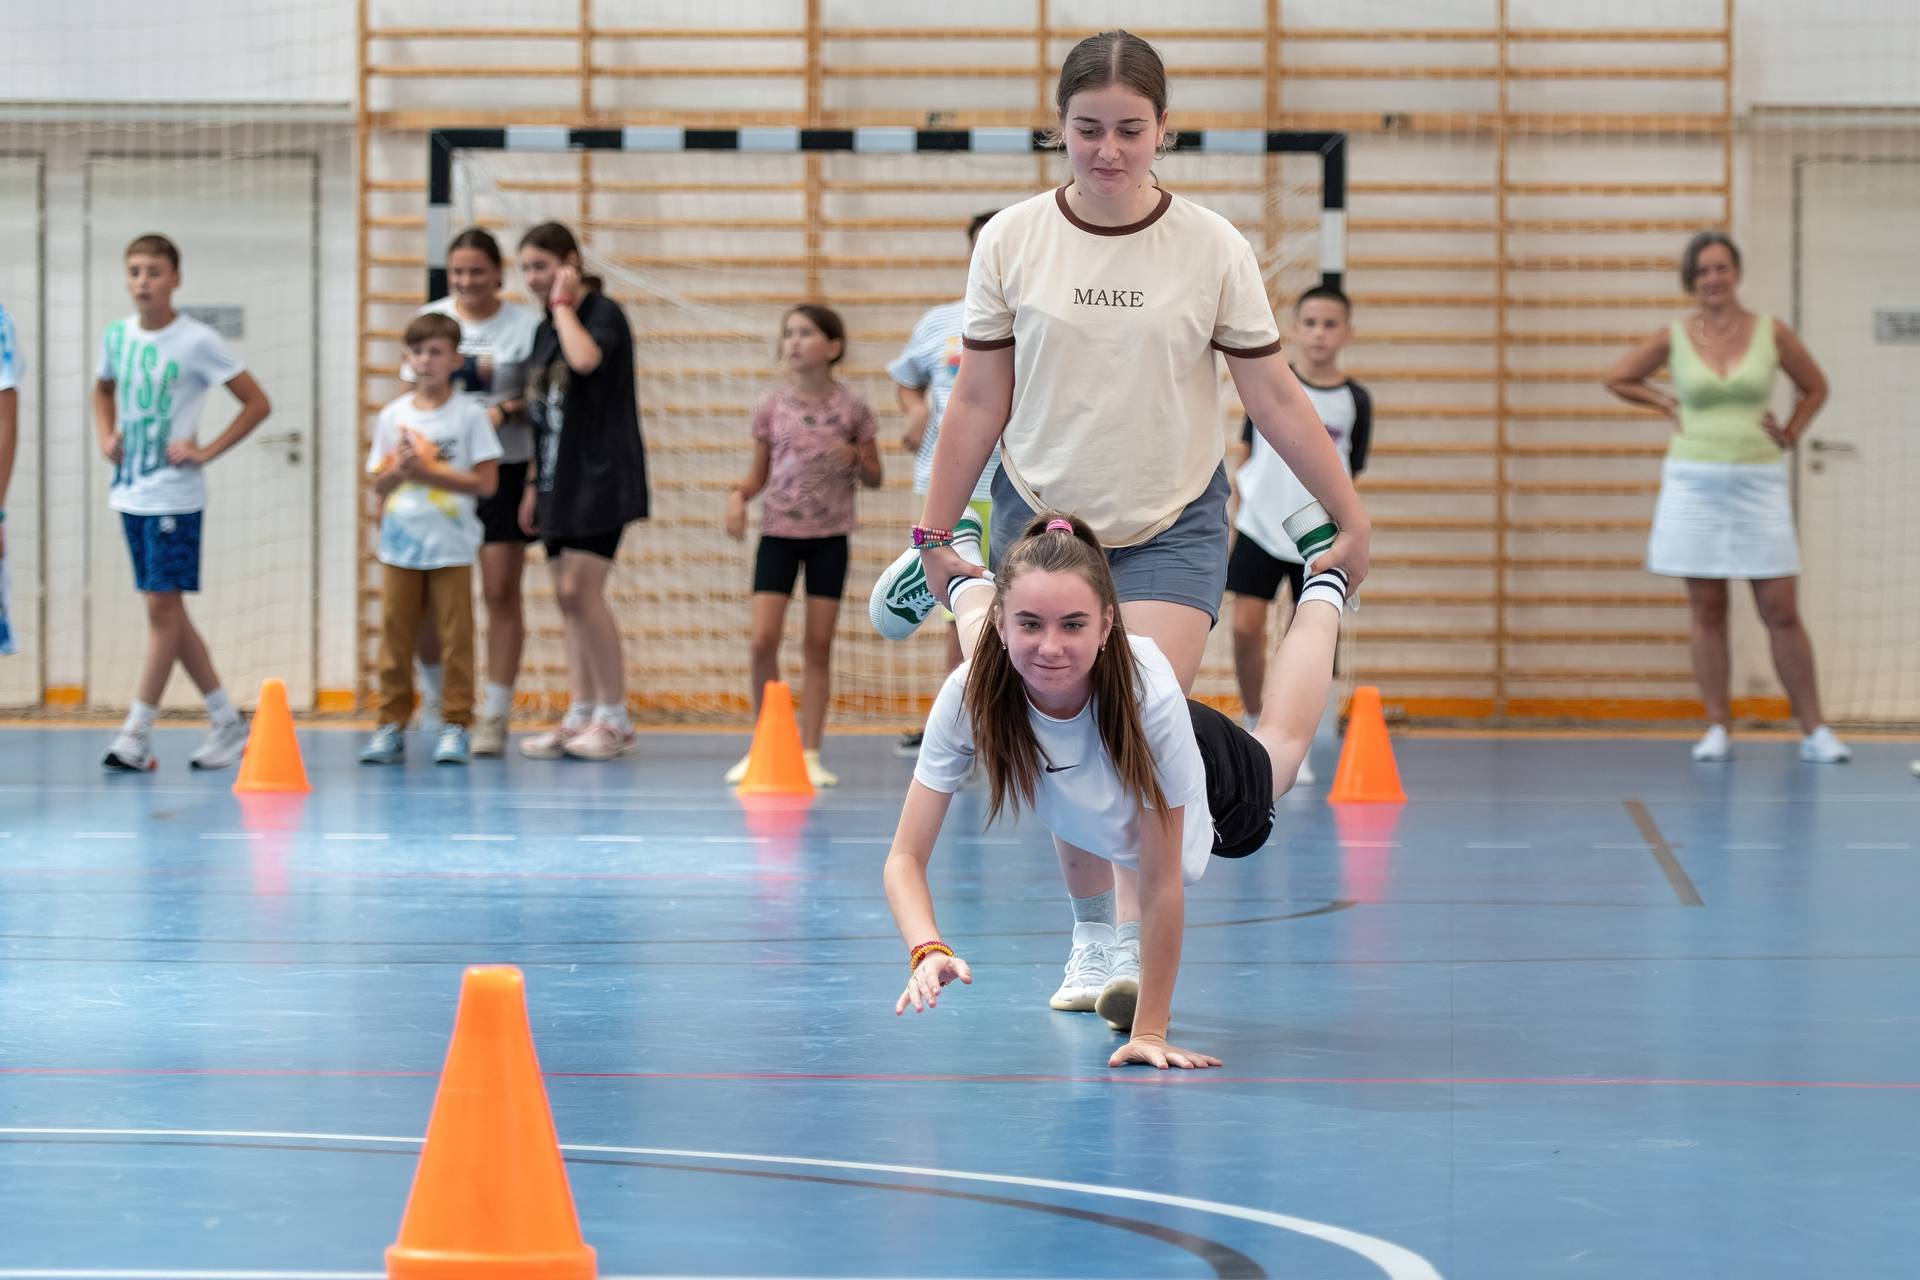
[1109,1033,1222,1070]
[1313,524,1371,592]
[895,952,972,1015]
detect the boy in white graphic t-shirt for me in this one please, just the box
[1227,285,1372,786]
[94,234,272,773]
[360,312,503,767]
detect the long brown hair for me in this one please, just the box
[517,221,604,292]
[963,512,1169,825]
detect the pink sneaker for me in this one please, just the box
[564,721,640,761]
[519,721,589,759]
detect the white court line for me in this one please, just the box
[0,1128,1443,1280]
[577,834,646,844]
[449,834,516,843]
[700,836,770,845]
[321,834,389,843]
[201,833,264,842]
[1846,842,1911,851]
[74,832,136,841]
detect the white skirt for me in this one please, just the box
[1646,457,1801,580]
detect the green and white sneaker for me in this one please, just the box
[868,513,984,641]
[1282,500,1338,567]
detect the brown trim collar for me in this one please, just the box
[1053,184,1173,237]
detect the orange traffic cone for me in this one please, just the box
[736,680,815,798]
[1328,685,1407,805]
[387,966,596,1280]
[232,678,311,795]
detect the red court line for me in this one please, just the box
[1,1066,1914,1090]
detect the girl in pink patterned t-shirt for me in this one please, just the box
[725,304,882,785]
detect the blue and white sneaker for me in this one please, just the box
[433,724,472,765]
[358,723,405,765]
[868,513,984,641]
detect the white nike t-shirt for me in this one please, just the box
[914,635,1214,884]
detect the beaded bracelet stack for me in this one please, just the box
[909,939,955,970]
[909,525,956,549]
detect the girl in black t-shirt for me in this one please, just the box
[514,222,650,761]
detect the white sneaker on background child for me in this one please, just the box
[1096,939,1142,1033]
[803,749,838,787]
[358,723,405,765]
[1799,725,1851,764]
[520,711,591,759]
[189,716,249,771]
[1691,725,1731,762]
[103,728,156,773]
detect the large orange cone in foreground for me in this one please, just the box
[232,678,311,794]
[1328,685,1407,805]
[736,680,815,798]
[386,966,596,1279]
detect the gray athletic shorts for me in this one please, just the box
[989,463,1232,625]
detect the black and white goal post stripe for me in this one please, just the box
[425,126,1348,301]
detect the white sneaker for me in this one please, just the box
[1048,923,1116,1012]
[471,712,508,758]
[1799,725,1851,764]
[868,513,983,640]
[565,721,640,761]
[519,721,588,759]
[189,717,250,771]
[803,748,838,787]
[723,751,752,784]
[1691,725,1732,763]
[103,729,157,772]
[1096,941,1142,1032]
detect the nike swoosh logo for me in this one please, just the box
[1044,763,1078,773]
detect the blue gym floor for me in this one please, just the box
[0,725,1915,1279]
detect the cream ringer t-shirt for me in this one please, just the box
[962,187,1282,547]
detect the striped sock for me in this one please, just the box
[1297,566,1350,612]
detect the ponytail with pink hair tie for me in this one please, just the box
[1045,518,1074,534]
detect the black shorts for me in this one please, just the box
[753,534,850,600]
[1188,699,1275,859]
[543,525,625,561]
[1225,531,1304,604]
[478,460,535,545]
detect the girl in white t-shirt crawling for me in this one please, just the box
[883,509,1347,1070]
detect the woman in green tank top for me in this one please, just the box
[1604,231,1849,765]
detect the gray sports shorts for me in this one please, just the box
[988,463,1232,625]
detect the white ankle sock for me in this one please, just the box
[948,572,995,610]
[417,662,444,704]
[125,700,157,735]
[560,704,593,730]
[1116,919,1142,951]
[1070,889,1116,929]
[1297,567,1350,612]
[594,702,631,731]
[482,682,513,720]
[203,687,239,726]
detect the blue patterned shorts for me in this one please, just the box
[121,511,203,594]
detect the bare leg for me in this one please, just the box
[1118,599,1211,694]
[1229,593,1270,720]
[174,606,221,695]
[1054,836,1116,897]
[799,595,840,751]
[478,542,527,690]
[135,593,185,706]
[552,551,623,710]
[747,592,788,718]
[1751,576,1826,731]
[1684,578,1732,727]
[1250,595,1341,795]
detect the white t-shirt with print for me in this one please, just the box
[404,297,541,464]
[914,635,1214,884]
[963,188,1282,547]
[96,313,246,515]
[366,392,504,570]
[888,299,999,502]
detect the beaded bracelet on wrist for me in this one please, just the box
[909,940,955,970]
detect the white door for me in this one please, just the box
[85,156,316,710]
[1797,159,1920,723]
[0,157,41,707]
